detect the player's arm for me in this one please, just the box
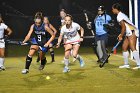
[79,26,84,42]
[56,33,63,48]
[49,24,57,35]
[5,27,12,36]
[118,20,126,41]
[23,25,34,43]
[44,26,55,47]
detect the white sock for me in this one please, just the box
[64,58,69,67]
[76,54,80,61]
[70,50,73,56]
[0,57,4,67]
[123,51,129,65]
[132,50,140,66]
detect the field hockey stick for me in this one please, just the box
[99,41,121,68]
[5,39,30,45]
[60,40,81,46]
[83,10,95,36]
[83,10,100,59]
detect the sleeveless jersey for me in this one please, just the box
[33,23,49,46]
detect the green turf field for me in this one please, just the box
[0,46,140,93]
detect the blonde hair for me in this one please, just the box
[44,16,50,24]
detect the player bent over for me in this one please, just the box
[21,12,55,74]
[56,14,85,73]
[36,16,57,63]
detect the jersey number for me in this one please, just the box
[37,35,41,41]
[97,22,103,26]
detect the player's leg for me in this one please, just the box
[72,44,85,67]
[36,51,40,62]
[100,34,108,63]
[61,38,67,63]
[63,44,72,73]
[0,48,5,71]
[119,37,130,68]
[38,51,47,70]
[96,40,103,62]
[128,33,140,69]
[22,45,39,74]
[0,39,6,71]
[38,47,48,70]
[95,36,103,63]
[49,43,55,62]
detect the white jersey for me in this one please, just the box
[61,19,65,26]
[0,23,8,38]
[61,22,81,44]
[0,23,8,48]
[117,12,139,37]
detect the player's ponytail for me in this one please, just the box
[34,12,43,21]
[0,14,4,24]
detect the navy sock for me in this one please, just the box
[25,55,32,69]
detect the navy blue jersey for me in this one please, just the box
[33,23,49,46]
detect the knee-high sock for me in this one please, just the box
[41,57,46,65]
[64,58,69,67]
[132,50,140,66]
[123,51,129,65]
[25,55,32,69]
[50,51,54,61]
[75,54,83,62]
[0,57,4,67]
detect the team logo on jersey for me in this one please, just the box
[34,31,45,35]
[64,31,77,39]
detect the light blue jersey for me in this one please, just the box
[94,14,111,35]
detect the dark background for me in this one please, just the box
[0,0,129,45]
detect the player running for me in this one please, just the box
[0,14,12,71]
[112,3,140,69]
[59,9,76,63]
[21,12,55,74]
[56,14,85,73]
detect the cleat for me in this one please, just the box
[39,59,47,70]
[0,66,5,71]
[51,60,55,63]
[39,65,45,70]
[79,57,85,67]
[132,66,140,70]
[22,69,29,74]
[119,65,130,68]
[63,67,70,73]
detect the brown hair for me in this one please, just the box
[65,14,73,20]
[34,12,43,20]
[60,9,67,13]
[0,14,4,23]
